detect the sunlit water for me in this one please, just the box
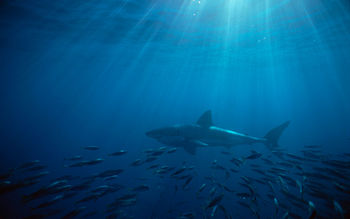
[0,0,350,218]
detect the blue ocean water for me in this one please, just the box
[0,0,350,218]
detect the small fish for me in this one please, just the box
[33,195,63,209]
[0,181,11,187]
[158,146,168,151]
[223,185,234,193]
[132,185,149,192]
[104,175,119,181]
[108,150,127,156]
[308,201,315,214]
[209,187,217,196]
[206,194,224,210]
[95,169,123,178]
[154,169,168,175]
[130,159,143,166]
[180,212,195,219]
[308,210,317,219]
[62,192,78,200]
[237,200,250,209]
[211,205,218,217]
[22,165,47,172]
[167,148,177,153]
[92,185,118,194]
[211,164,226,171]
[171,167,186,176]
[144,156,157,163]
[85,158,104,166]
[218,205,230,218]
[160,165,169,169]
[23,171,49,181]
[230,158,244,167]
[245,151,262,160]
[62,206,86,219]
[278,176,289,192]
[333,181,350,193]
[296,179,304,199]
[240,176,250,184]
[1,180,38,195]
[274,197,279,216]
[68,158,104,167]
[22,180,69,203]
[64,155,83,161]
[333,200,344,219]
[197,184,206,193]
[67,162,86,168]
[147,164,160,169]
[182,176,193,189]
[76,193,100,204]
[84,146,100,150]
[69,182,91,192]
[116,193,137,201]
[0,170,13,180]
[282,212,289,219]
[268,181,275,194]
[236,192,250,199]
[230,168,238,173]
[240,183,254,196]
[17,160,40,169]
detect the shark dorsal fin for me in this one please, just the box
[196,110,213,127]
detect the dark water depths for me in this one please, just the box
[0,0,350,218]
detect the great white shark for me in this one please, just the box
[146,110,290,155]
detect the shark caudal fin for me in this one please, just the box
[264,121,290,148]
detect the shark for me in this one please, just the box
[146,110,290,155]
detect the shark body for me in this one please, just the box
[146,110,290,154]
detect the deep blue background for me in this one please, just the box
[0,0,350,218]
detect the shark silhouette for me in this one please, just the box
[146,110,290,155]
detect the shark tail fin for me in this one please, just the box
[264,121,290,148]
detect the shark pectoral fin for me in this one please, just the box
[196,110,213,128]
[184,145,197,155]
[183,139,207,155]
